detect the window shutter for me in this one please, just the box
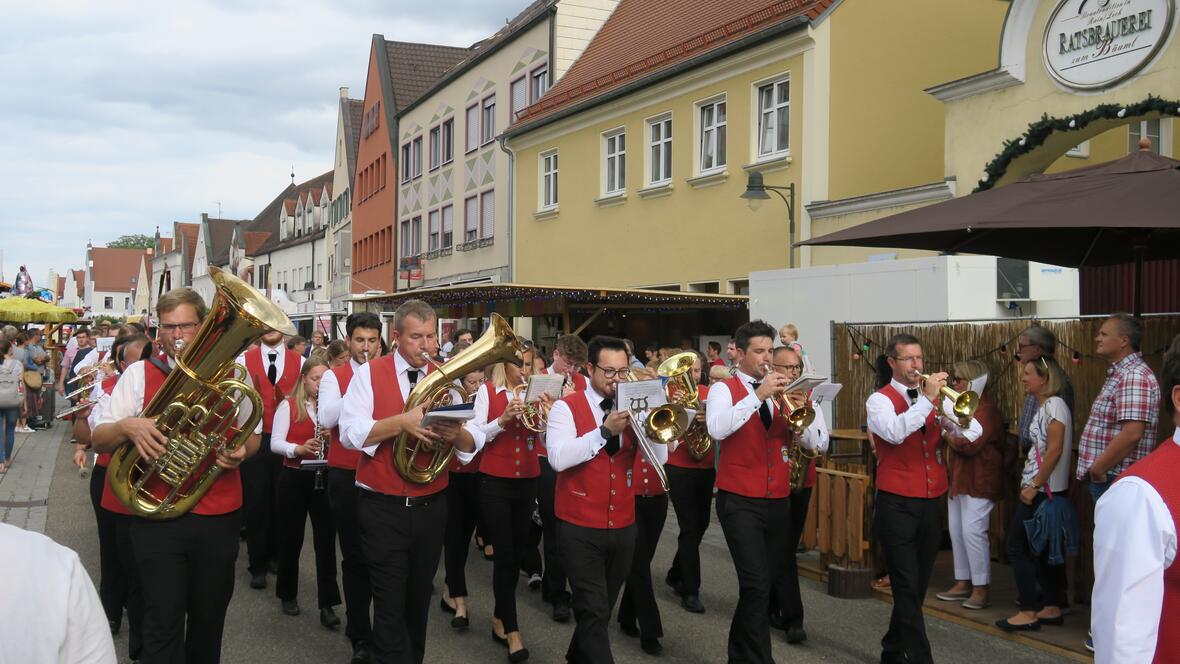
[466,107,478,151]
[511,78,527,118]
[480,191,495,239]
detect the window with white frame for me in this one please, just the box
[648,115,672,185]
[400,219,411,258]
[481,95,496,145]
[510,77,527,120]
[540,150,558,210]
[411,136,423,178]
[400,143,411,183]
[429,126,441,170]
[480,190,495,239]
[464,196,478,242]
[699,98,727,172]
[465,105,478,153]
[603,130,626,194]
[442,118,454,164]
[411,216,422,256]
[441,204,454,248]
[530,65,549,103]
[756,77,790,158]
[428,209,441,251]
[1128,118,1164,154]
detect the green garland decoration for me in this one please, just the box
[974,95,1180,193]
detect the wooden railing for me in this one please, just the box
[804,464,873,569]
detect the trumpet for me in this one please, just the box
[55,398,99,420]
[761,363,815,435]
[919,373,979,426]
[511,383,550,433]
[67,360,114,387]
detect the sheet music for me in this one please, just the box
[524,374,566,402]
[809,382,842,406]
[784,374,827,394]
[614,378,666,414]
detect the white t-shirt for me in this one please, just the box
[1022,395,1072,494]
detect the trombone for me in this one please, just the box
[919,373,979,427]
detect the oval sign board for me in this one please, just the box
[1043,0,1175,90]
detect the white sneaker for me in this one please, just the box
[16,426,34,433]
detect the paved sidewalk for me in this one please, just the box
[0,421,68,532]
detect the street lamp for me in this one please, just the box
[740,172,797,268]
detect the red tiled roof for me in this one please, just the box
[56,276,65,299]
[284,199,296,215]
[323,182,333,199]
[90,247,152,293]
[176,223,200,269]
[511,0,829,130]
[71,270,84,297]
[243,231,271,255]
[158,237,174,253]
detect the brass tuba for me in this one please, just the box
[108,267,296,520]
[658,352,713,460]
[393,313,526,484]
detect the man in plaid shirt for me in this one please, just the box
[1076,314,1160,502]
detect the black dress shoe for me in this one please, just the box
[508,647,530,662]
[451,615,469,630]
[681,594,704,613]
[768,612,786,631]
[785,626,807,644]
[492,631,508,647]
[250,573,267,590]
[641,637,663,655]
[349,640,371,664]
[552,600,571,623]
[619,623,640,638]
[995,618,1040,631]
[320,607,341,629]
[281,600,301,616]
[1038,615,1065,626]
[439,598,457,615]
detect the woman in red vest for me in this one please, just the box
[270,354,341,627]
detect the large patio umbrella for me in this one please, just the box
[798,145,1180,314]
[0,296,79,324]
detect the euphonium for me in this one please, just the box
[107,267,296,520]
[621,370,688,492]
[920,373,979,426]
[657,352,713,460]
[392,313,526,484]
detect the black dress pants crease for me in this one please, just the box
[129,510,241,664]
[89,465,127,625]
[479,474,537,633]
[665,465,715,595]
[326,467,372,644]
[768,486,812,628]
[537,457,570,604]
[716,490,792,664]
[874,490,941,664]
[359,489,447,664]
[275,467,341,609]
[618,494,668,639]
[241,434,280,574]
[1007,493,1067,611]
[560,519,636,664]
[443,472,481,598]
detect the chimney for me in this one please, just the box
[339,86,349,98]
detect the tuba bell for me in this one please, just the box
[107,267,296,520]
[658,352,713,460]
[392,313,526,484]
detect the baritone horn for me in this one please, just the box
[657,352,712,460]
[920,373,979,426]
[622,370,688,492]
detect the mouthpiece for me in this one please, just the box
[173,339,187,352]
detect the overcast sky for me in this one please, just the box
[0,0,524,289]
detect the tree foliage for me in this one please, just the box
[107,234,154,249]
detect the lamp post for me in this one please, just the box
[740,172,796,268]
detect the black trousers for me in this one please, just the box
[716,490,792,664]
[665,465,715,595]
[241,434,280,574]
[359,489,447,664]
[618,494,668,639]
[521,504,544,577]
[129,510,241,664]
[560,519,636,664]
[115,514,144,660]
[89,465,127,625]
[327,467,371,645]
[1007,493,1067,611]
[768,486,812,628]
[275,467,341,609]
[874,491,941,664]
[537,457,570,604]
[480,474,537,633]
[443,472,481,598]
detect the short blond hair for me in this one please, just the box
[709,365,731,383]
[392,299,436,332]
[156,288,207,321]
[779,323,798,341]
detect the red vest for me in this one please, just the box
[353,354,447,497]
[280,397,318,470]
[479,382,541,479]
[543,366,587,392]
[715,375,794,499]
[1118,439,1180,663]
[631,447,666,497]
[667,384,715,469]
[555,391,637,529]
[870,385,946,499]
[326,362,362,470]
[245,346,301,433]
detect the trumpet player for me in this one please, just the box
[704,320,824,664]
[92,288,262,664]
[867,334,981,664]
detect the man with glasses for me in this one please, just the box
[547,335,659,664]
[93,288,261,664]
[1015,325,1074,453]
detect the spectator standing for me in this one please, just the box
[287,335,309,358]
[309,329,327,356]
[705,341,726,368]
[1015,326,1075,453]
[23,327,49,429]
[0,339,23,472]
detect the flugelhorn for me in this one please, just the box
[919,373,979,426]
[511,383,550,433]
[658,352,712,460]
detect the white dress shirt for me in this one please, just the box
[270,400,318,458]
[0,522,117,664]
[86,382,110,432]
[866,378,982,445]
[705,369,828,451]
[94,359,261,435]
[317,358,360,430]
[236,341,304,383]
[1092,431,1178,664]
[546,384,668,472]
[472,382,511,440]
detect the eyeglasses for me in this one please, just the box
[593,365,630,379]
[159,322,199,334]
[774,363,803,372]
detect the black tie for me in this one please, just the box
[407,369,420,388]
[267,351,277,385]
[906,388,926,433]
[751,382,772,430]
[599,397,620,456]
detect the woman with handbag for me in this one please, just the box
[0,340,24,471]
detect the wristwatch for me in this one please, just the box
[599,424,613,440]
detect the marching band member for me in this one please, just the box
[705,320,824,663]
[547,335,657,664]
[318,312,382,663]
[664,352,713,614]
[240,328,304,590]
[867,333,981,664]
[93,288,261,664]
[470,345,541,662]
[537,333,588,623]
[270,354,341,625]
[339,299,485,664]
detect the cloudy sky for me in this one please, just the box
[0,0,523,289]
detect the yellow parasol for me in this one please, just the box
[0,296,80,324]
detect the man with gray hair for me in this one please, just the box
[1015,325,1074,452]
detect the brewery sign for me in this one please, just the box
[1044,0,1175,90]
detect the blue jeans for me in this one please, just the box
[0,406,18,463]
[1088,472,1117,503]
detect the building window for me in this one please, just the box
[530,65,549,103]
[699,98,727,172]
[479,190,495,239]
[510,77,527,120]
[104,296,113,309]
[411,136,423,178]
[441,118,454,165]
[481,95,496,145]
[429,126,441,171]
[603,130,626,195]
[400,144,411,184]
[465,105,478,153]
[441,204,453,248]
[400,219,411,259]
[648,115,672,185]
[756,77,790,158]
[411,216,422,256]
[464,196,478,242]
[428,209,441,251]
[1129,119,1163,154]
[540,150,558,210]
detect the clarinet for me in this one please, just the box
[311,415,327,491]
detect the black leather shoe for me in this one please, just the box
[250,573,267,590]
[681,594,704,613]
[320,607,341,629]
[281,600,301,616]
[492,631,508,648]
[995,618,1040,631]
[786,626,807,644]
[451,615,469,630]
[508,647,530,662]
[552,600,571,623]
[619,623,640,638]
[641,637,663,655]
[768,612,786,630]
[439,597,457,615]
[349,640,371,664]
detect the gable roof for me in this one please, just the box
[243,231,271,255]
[71,270,84,297]
[56,276,66,300]
[157,236,174,253]
[386,40,472,111]
[175,222,200,270]
[509,0,828,133]
[89,247,153,293]
[343,97,365,183]
[247,170,334,255]
[202,217,245,267]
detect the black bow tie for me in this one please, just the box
[906,388,919,401]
